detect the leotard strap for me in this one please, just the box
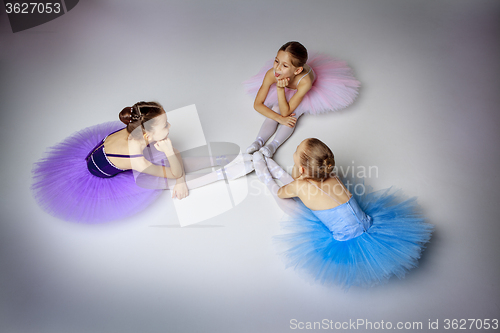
[272,67,314,89]
[306,177,351,205]
[106,153,143,158]
[98,129,145,158]
[101,128,143,158]
[86,142,143,159]
[296,67,313,86]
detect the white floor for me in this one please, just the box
[1,1,499,332]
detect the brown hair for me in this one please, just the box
[299,138,336,181]
[279,41,308,67]
[119,101,165,139]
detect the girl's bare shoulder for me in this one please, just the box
[294,178,317,195]
[295,65,314,91]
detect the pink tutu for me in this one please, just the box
[243,53,360,115]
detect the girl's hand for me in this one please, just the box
[276,77,290,89]
[277,114,296,128]
[154,138,174,154]
[172,182,189,200]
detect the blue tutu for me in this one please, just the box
[31,121,163,223]
[274,178,433,289]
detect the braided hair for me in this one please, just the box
[299,138,336,181]
[119,101,165,139]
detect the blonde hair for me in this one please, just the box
[299,138,336,181]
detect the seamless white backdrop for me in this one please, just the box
[1,1,499,332]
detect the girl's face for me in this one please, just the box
[273,50,302,79]
[146,113,171,142]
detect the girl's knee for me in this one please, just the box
[293,110,305,119]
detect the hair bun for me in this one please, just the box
[119,106,144,125]
[118,101,165,139]
[119,106,134,125]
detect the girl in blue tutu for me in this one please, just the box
[32,101,253,223]
[253,138,433,289]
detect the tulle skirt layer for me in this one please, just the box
[275,181,433,289]
[32,122,163,223]
[243,53,360,115]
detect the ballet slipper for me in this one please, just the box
[253,152,273,184]
[265,157,285,179]
[246,139,264,154]
[223,159,254,180]
[259,143,277,158]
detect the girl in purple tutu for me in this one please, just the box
[252,139,432,289]
[32,101,253,223]
[245,41,360,157]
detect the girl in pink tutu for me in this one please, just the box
[32,101,252,223]
[245,41,360,157]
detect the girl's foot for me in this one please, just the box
[265,157,285,179]
[259,142,278,157]
[222,153,254,180]
[253,152,273,184]
[265,157,294,184]
[246,138,264,154]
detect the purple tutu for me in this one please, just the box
[243,53,360,115]
[32,121,163,223]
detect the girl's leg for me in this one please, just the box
[247,106,281,154]
[181,153,251,173]
[260,109,305,157]
[180,155,224,173]
[265,157,294,184]
[253,152,302,215]
[146,142,249,174]
[136,154,254,190]
[184,157,253,188]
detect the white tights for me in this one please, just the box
[252,152,302,215]
[247,106,305,157]
[136,153,254,190]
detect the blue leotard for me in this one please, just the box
[307,180,372,241]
